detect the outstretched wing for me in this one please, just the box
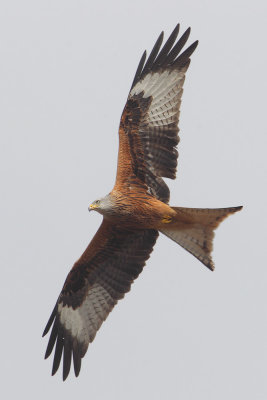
[114,24,198,203]
[43,220,158,380]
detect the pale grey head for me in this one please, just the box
[88,193,114,216]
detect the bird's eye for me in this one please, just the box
[95,200,100,205]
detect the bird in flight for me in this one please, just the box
[43,23,242,380]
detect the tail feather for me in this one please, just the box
[160,206,242,270]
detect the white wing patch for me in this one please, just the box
[59,283,115,346]
[130,69,185,129]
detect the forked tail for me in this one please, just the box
[160,206,242,270]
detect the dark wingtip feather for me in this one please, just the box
[44,318,59,359]
[73,343,82,377]
[51,332,64,376]
[154,23,180,67]
[43,307,84,379]
[174,40,199,68]
[63,335,72,381]
[130,24,198,91]
[163,27,191,66]
[74,359,81,377]
[141,31,164,76]
[130,50,147,89]
[42,303,57,337]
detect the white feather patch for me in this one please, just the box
[59,283,114,345]
[130,70,185,129]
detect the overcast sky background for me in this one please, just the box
[1,1,266,399]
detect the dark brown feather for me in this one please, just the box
[154,24,180,67]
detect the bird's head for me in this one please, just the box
[89,199,101,211]
[88,194,113,215]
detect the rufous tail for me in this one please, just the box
[160,206,242,270]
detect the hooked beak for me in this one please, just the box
[88,204,97,212]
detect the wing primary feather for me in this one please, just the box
[164,27,191,66]
[63,334,72,381]
[130,50,147,90]
[174,40,199,67]
[154,24,180,67]
[73,341,82,377]
[42,303,57,337]
[44,318,59,359]
[52,330,64,376]
[141,31,164,76]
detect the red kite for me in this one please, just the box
[43,24,242,380]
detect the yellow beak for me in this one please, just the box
[88,204,97,211]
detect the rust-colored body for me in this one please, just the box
[110,187,176,229]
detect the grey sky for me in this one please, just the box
[1,0,266,399]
